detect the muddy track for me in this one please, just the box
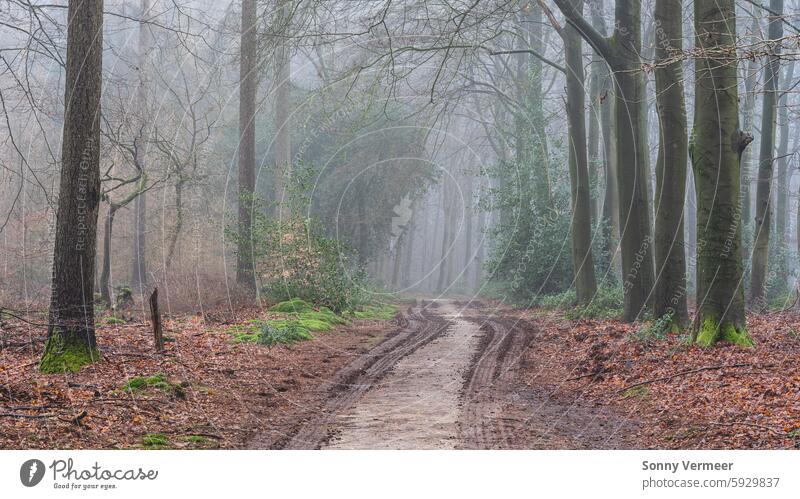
[275,302,451,449]
[253,300,639,449]
[458,317,534,449]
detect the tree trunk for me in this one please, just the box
[131,0,151,293]
[236,0,257,289]
[165,179,184,270]
[740,15,759,227]
[749,0,783,309]
[401,204,417,288]
[274,0,292,217]
[652,0,688,326]
[774,60,795,245]
[41,0,103,373]
[554,0,655,321]
[99,205,117,306]
[563,0,597,305]
[589,0,618,278]
[131,193,147,291]
[691,0,753,346]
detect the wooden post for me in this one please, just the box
[149,287,164,352]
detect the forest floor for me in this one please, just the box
[1,299,798,449]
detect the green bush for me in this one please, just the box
[563,285,624,320]
[631,314,674,343]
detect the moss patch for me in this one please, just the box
[622,385,650,399]
[182,434,218,449]
[695,317,754,347]
[257,321,313,347]
[227,302,350,344]
[269,298,313,313]
[348,304,398,321]
[39,333,99,374]
[141,433,170,449]
[121,373,173,393]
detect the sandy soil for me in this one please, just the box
[325,301,481,449]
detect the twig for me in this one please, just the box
[0,412,56,419]
[618,363,770,393]
[566,370,606,381]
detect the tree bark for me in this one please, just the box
[774,60,795,246]
[563,0,597,304]
[236,0,257,290]
[652,0,688,326]
[274,0,292,218]
[553,0,655,321]
[749,0,783,309]
[690,0,752,346]
[131,0,151,293]
[740,15,760,227]
[41,0,104,373]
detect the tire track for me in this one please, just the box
[276,302,451,449]
[458,317,534,449]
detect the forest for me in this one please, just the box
[0,0,798,450]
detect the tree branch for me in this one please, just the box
[548,0,614,63]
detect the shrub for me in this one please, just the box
[563,285,624,320]
[256,217,368,313]
[631,314,674,343]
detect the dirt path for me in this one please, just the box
[326,301,481,449]
[267,299,640,450]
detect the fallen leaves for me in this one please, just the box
[0,307,390,449]
[518,309,800,449]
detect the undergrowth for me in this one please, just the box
[537,286,623,320]
[225,299,398,346]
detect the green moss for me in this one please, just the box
[695,317,753,347]
[39,333,99,374]
[269,298,313,313]
[622,385,650,399]
[141,433,170,449]
[294,318,332,331]
[122,373,173,392]
[182,434,218,448]
[349,304,398,321]
[257,321,312,347]
[299,307,348,326]
[103,316,125,325]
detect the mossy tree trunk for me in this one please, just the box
[236,0,257,290]
[749,0,783,310]
[652,0,688,327]
[41,0,104,373]
[690,0,753,346]
[554,0,655,321]
[563,0,597,305]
